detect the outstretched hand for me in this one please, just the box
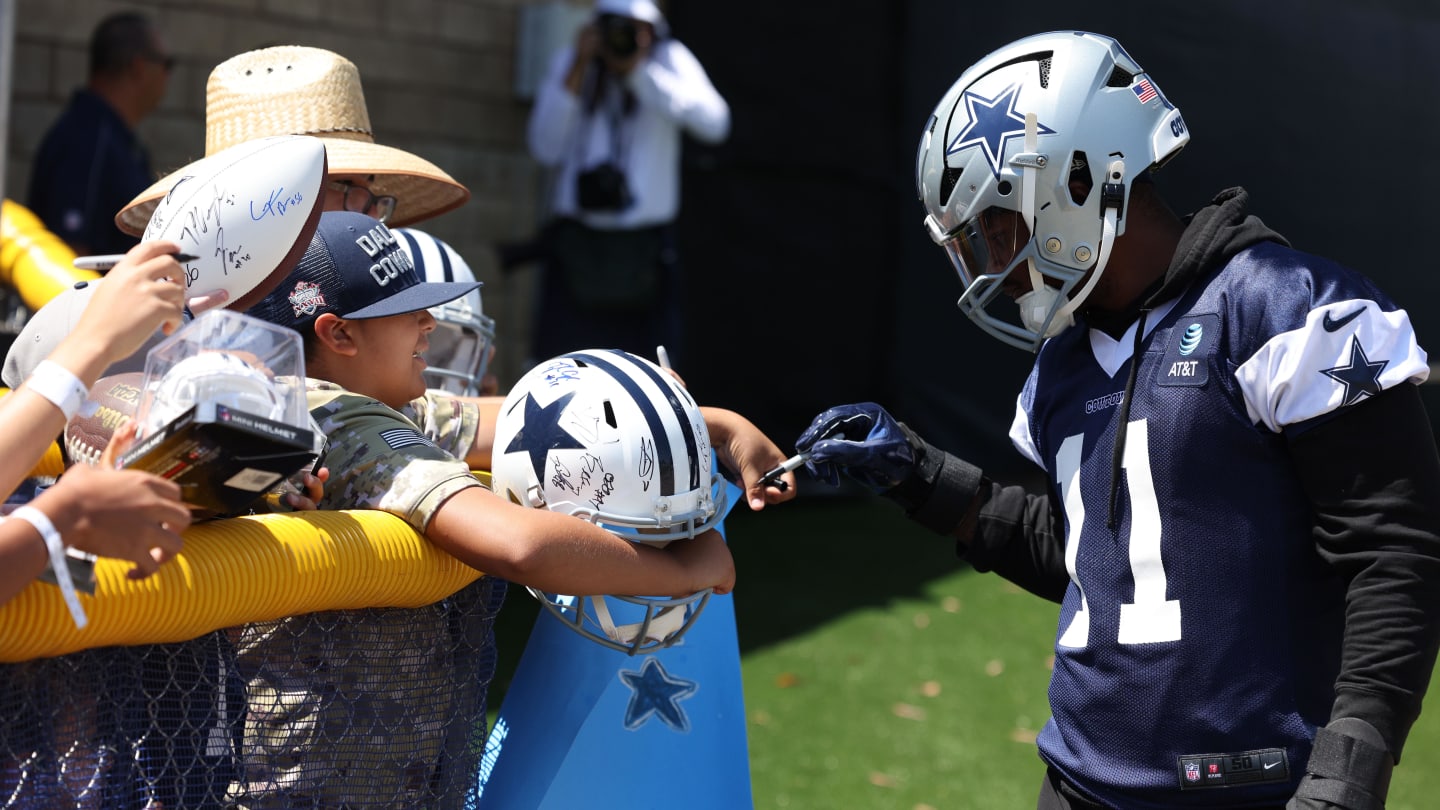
[700,407,799,510]
[794,402,918,491]
[80,241,189,360]
[38,421,191,580]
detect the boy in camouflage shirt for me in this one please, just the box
[231,211,791,807]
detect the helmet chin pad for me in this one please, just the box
[1017,286,1074,338]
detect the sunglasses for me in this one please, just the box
[145,51,176,72]
[328,180,398,222]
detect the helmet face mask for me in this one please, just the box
[490,349,728,655]
[394,228,497,396]
[915,31,1189,351]
[423,292,496,396]
[533,591,711,657]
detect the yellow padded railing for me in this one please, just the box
[0,198,98,311]
[0,508,484,662]
[28,440,64,478]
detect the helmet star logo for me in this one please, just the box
[619,657,698,732]
[504,391,586,482]
[946,84,1054,178]
[1320,337,1388,406]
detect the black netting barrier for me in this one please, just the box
[0,577,505,810]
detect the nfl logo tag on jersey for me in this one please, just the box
[1184,760,1201,783]
[1157,313,1221,388]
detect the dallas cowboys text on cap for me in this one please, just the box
[245,211,478,330]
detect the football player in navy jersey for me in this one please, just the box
[794,31,1440,810]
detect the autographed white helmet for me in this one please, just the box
[916,30,1189,351]
[395,228,496,396]
[490,348,727,654]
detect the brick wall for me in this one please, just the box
[5,0,589,385]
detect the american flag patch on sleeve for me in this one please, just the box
[380,428,435,450]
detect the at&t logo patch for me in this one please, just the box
[1158,313,1220,388]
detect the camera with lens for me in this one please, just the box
[597,13,640,59]
[576,163,633,212]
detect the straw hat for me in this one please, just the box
[116,46,469,236]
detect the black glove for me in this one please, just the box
[794,403,920,491]
[795,402,982,535]
[1287,718,1393,810]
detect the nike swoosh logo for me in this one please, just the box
[1323,306,1366,332]
[1263,761,1280,770]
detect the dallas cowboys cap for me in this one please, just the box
[2,279,188,389]
[245,210,479,331]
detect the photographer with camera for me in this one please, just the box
[526,0,729,366]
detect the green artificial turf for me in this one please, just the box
[729,496,1051,808]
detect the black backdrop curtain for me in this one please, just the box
[671,1,1440,478]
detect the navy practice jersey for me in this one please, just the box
[1010,241,1429,808]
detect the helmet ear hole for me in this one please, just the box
[940,166,964,207]
[1068,151,1092,205]
[603,399,618,428]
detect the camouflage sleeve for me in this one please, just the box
[311,389,479,532]
[400,391,481,458]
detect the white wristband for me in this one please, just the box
[24,360,89,423]
[12,505,88,628]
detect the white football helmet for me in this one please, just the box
[395,228,497,396]
[139,351,287,437]
[490,348,728,655]
[916,31,1189,351]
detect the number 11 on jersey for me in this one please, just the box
[1055,419,1182,648]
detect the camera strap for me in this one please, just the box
[574,64,633,173]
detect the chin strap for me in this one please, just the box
[1015,113,1074,342]
[1012,132,1128,342]
[591,596,689,646]
[1047,158,1126,332]
[1021,113,1046,312]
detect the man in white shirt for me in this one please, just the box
[526,0,730,365]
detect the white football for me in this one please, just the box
[140,134,327,312]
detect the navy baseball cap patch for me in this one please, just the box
[245,210,479,330]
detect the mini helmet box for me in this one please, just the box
[121,309,319,517]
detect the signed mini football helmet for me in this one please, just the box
[395,227,497,396]
[490,348,727,654]
[915,30,1189,351]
